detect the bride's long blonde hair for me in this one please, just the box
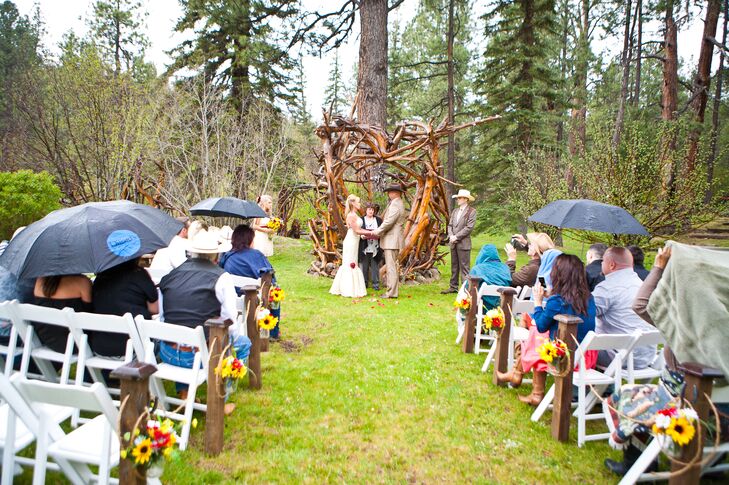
[345,194,360,214]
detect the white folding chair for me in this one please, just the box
[229,275,260,339]
[11,302,80,384]
[475,284,506,371]
[620,330,666,384]
[530,332,640,447]
[12,375,119,485]
[135,316,208,450]
[0,301,23,375]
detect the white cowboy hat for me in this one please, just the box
[186,229,232,254]
[452,189,475,201]
[218,225,233,243]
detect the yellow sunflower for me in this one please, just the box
[666,417,695,446]
[259,314,278,330]
[132,438,153,465]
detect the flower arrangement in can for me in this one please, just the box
[453,295,471,314]
[120,410,192,470]
[269,286,285,310]
[651,405,698,449]
[216,355,247,380]
[537,337,570,375]
[484,307,505,332]
[266,217,283,232]
[257,307,278,331]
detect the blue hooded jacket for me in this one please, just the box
[469,244,512,309]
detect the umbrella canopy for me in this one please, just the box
[528,199,649,236]
[0,201,183,278]
[189,197,266,219]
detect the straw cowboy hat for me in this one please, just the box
[186,229,232,254]
[452,189,475,201]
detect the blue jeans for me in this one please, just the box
[158,335,252,393]
[269,306,281,339]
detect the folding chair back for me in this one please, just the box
[0,301,23,376]
[622,330,666,384]
[228,275,261,289]
[474,284,506,371]
[13,302,78,384]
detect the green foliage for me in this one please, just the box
[0,170,61,240]
[323,50,348,115]
[87,0,149,75]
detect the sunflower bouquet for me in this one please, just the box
[120,412,188,471]
[537,338,570,376]
[269,286,285,310]
[216,355,248,380]
[257,307,278,339]
[484,307,506,332]
[651,405,698,450]
[266,217,283,232]
[453,295,471,315]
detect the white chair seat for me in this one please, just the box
[577,369,618,385]
[512,326,529,341]
[154,362,207,386]
[85,355,126,370]
[622,367,662,381]
[30,347,76,364]
[49,414,120,466]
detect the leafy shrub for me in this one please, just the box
[0,170,62,240]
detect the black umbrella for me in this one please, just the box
[0,201,183,278]
[528,199,649,236]
[189,197,266,219]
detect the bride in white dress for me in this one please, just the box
[329,195,369,298]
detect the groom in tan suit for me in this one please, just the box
[374,184,407,299]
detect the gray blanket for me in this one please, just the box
[647,241,729,377]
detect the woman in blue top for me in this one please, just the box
[518,253,596,406]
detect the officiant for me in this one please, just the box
[358,202,383,291]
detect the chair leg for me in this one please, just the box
[32,418,48,485]
[578,382,587,447]
[481,343,497,372]
[1,410,17,485]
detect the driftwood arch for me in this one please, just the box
[308,109,499,278]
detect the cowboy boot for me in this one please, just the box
[495,356,524,387]
[518,370,546,406]
[604,443,657,476]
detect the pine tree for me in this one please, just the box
[323,51,348,115]
[289,53,310,124]
[168,0,299,112]
[87,0,149,75]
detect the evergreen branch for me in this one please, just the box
[389,0,406,11]
[392,72,448,86]
[706,36,729,59]
[393,60,448,69]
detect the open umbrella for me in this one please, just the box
[528,199,649,236]
[0,201,183,278]
[189,197,266,219]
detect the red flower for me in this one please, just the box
[555,347,565,357]
[350,262,356,269]
[658,408,678,417]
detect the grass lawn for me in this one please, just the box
[158,232,622,484]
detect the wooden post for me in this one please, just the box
[462,276,481,353]
[492,287,517,386]
[243,285,262,390]
[110,361,157,485]
[551,314,581,442]
[259,272,273,352]
[669,362,723,484]
[204,317,232,456]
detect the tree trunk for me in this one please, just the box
[705,0,728,203]
[230,7,252,114]
[517,0,535,151]
[446,0,456,208]
[568,0,589,155]
[685,0,722,172]
[633,0,643,106]
[612,0,632,151]
[357,0,388,128]
[114,0,121,75]
[660,0,679,195]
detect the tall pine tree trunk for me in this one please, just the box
[517,0,535,151]
[357,0,388,128]
[446,0,456,206]
[685,0,721,172]
[660,0,679,195]
[633,0,643,106]
[612,0,632,151]
[705,0,728,202]
[568,0,589,155]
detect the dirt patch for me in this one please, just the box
[279,334,313,353]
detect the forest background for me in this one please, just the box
[1,0,728,244]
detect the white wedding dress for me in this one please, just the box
[329,218,367,298]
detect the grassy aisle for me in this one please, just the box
[165,235,619,484]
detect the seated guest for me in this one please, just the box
[585,242,607,291]
[468,244,512,311]
[91,258,159,356]
[219,225,281,340]
[159,229,248,410]
[34,275,93,353]
[593,247,657,369]
[149,216,192,272]
[505,232,555,288]
[515,254,597,406]
[627,245,649,281]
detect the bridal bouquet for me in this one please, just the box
[651,405,698,449]
[266,217,283,232]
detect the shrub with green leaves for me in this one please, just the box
[0,170,62,240]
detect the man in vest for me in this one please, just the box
[158,228,242,413]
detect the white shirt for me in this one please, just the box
[363,216,380,255]
[149,236,188,272]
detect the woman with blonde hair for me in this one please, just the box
[329,194,370,298]
[251,194,275,257]
[504,232,555,288]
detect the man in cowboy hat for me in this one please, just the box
[373,184,407,298]
[442,189,477,294]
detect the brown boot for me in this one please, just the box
[495,357,524,387]
[519,370,546,406]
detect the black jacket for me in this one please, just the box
[585,259,605,292]
[358,215,383,263]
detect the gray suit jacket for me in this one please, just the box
[375,197,406,250]
[447,205,476,250]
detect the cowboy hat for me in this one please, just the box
[186,229,232,254]
[218,225,233,243]
[382,184,404,193]
[452,189,475,201]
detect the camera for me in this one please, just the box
[510,235,528,251]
